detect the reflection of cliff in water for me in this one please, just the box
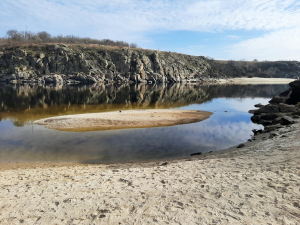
[0,83,289,124]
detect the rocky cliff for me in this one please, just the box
[1,44,299,85]
[0,44,211,85]
[251,80,300,131]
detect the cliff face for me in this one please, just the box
[1,44,299,85]
[0,44,210,84]
[208,60,300,78]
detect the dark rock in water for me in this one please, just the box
[254,104,279,115]
[252,129,263,135]
[286,88,300,105]
[190,152,202,156]
[289,80,300,88]
[251,115,262,123]
[237,144,245,148]
[269,96,287,104]
[260,113,282,120]
[254,103,264,108]
[282,116,295,125]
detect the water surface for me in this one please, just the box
[0,83,288,163]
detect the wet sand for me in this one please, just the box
[33,109,213,132]
[1,119,300,224]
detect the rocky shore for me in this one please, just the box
[251,79,300,133]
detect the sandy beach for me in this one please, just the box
[1,118,300,224]
[33,109,213,132]
[220,77,295,85]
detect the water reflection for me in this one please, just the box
[0,83,288,124]
[0,83,289,163]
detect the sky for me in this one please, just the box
[1,0,300,61]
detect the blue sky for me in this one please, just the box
[1,0,300,61]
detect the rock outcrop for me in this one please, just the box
[0,44,212,85]
[251,80,300,129]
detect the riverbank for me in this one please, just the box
[33,109,213,132]
[1,118,300,224]
[222,77,295,84]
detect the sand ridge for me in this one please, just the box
[33,109,213,132]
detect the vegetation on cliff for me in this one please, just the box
[0,29,137,48]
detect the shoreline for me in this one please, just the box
[1,120,300,224]
[1,79,300,224]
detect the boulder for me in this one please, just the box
[254,104,279,115]
[260,113,282,120]
[254,103,264,108]
[269,96,287,104]
[44,75,63,84]
[86,75,97,83]
[289,80,300,88]
[281,116,295,125]
[272,117,283,125]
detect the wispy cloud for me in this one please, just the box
[1,0,300,59]
[226,35,241,39]
[227,27,300,60]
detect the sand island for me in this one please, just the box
[33,109,213,132]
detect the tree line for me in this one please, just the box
[0,30,138,48]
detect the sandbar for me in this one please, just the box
[33,109,213,131]
[219,77,295,85]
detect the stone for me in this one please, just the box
[190,152,202,156]
[251,115,262,123]
[281,116,295,125]
[272,117,283,125]
[254,103,264,108]
[289,80,300,88]
[237,144,245,148]
[269,96,286,104]
[260,113,282,120]
[44,75,63,84]
[252,129,263,135]
[254,104,279,115]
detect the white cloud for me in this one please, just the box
[226,35,241,39]
[0,0,300,59]
[227,27,300,60]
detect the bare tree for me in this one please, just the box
[37,31,51,41]
[1,29,137,48]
